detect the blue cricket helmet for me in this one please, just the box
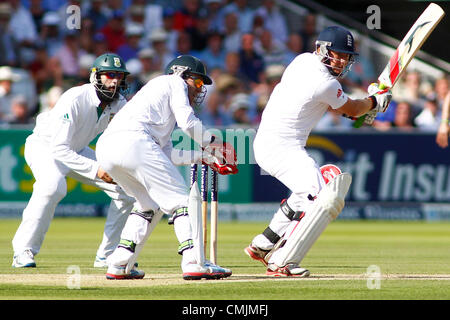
[316,26,359,56]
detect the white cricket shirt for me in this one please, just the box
[257,52,348,146]
[103,75,211,148]
[29,83,126,179]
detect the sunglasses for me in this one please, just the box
[101,72,125,80]
[190,76,204,89]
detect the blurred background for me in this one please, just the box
[0,0,449,221]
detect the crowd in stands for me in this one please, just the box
[0,0,448,132]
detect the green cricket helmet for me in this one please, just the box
[90,53,130,102]
[165,55,212,85]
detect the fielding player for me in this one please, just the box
[245,26,392,276]
[12,53,135,268]
[96,55,238,280]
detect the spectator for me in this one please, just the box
[371,100,398,131]
[52,29,87,83]
[200,70,238,127]
[126,4,145,29]
[123,58,144,99]
[161,8,178,54]
[436,91,450,148]
[29,0,45,34]
[205,0,225,33]
[92,33,109,57]
[0,3,17,66]
[149,28,175,72]
[173,0,202,31]
[298,13,318,53]
[38,85,63,114]
[222,11,241,53]
[0,66,20,122]
[85,0,110,32]
[229,92,252,125]
[254,0,288,44]
[238,33,265,85]
[174,30,195,56]
[187,10,210,52]
[393,101,415,131]
[8,0,38,66]
[252,64,284,100]
[137,47,159,83]
[342,33,377,93]
[198,31,226,71]
[117,24,144,62]
[78,17,96,55]
[4,95,32,124]
[415,96,441,130]
[100,10,127,52]
[433,76,449,109]
[223,52,247,86]
[28,40,63,93]
[315,109,354,130]
[283,33,304,65]
[392,71,426,116]
[220,0,254,34]
[139,0,163,36]
[254,29,286,67]
[39,11,63,57]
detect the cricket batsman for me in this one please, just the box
[95,55,238,280]
[12,53,135,268]
[245,26,392,276]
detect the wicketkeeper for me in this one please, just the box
[245,26,392,276]
[96,55,238,280]
[12,53,135,268]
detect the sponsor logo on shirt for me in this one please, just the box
[62,113,71,122]
[337,89,343,98]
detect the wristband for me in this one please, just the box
[441,119,449,124]
[368,96,377,110]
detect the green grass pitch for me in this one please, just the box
[0,217,449,301]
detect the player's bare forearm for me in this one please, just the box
[337,97,374,117]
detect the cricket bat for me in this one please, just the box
[354,2,445,128]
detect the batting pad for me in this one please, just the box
[269,173,352,267]
[188,182,205,266]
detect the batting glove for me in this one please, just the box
[368,83,392,113]
[364,109,378,125]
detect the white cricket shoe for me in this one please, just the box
[106,264,145,280]
[266,263,310,277]
[93,256,108,268]
[244,244,270,267]
[183,262,232,280]
[94,256,139,268]
[12,249,36,268]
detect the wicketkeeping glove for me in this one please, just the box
[202,141,238,175]
[368,83,392,113]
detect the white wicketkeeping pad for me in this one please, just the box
[269,173,352,267]
[188,183,205,266]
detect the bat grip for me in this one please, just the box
[190,164,198,186]
[201,164,208,202]
[211,170,218,202]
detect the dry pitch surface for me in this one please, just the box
[2,273,449,288]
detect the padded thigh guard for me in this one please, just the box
[269,173,352,267]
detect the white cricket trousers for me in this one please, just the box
[12,136,135,258]
[96,131,195,268]
[252,132,325,249]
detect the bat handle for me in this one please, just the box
[353,82,388,128]
[190,164,198,186]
